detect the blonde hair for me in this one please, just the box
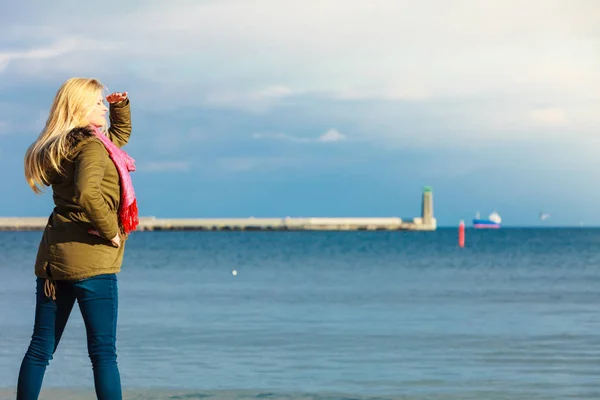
[24,77,107,193]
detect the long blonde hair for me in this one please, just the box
[24,77,107,193]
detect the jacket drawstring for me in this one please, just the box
[44,278,56,301]
[43,263,57,301]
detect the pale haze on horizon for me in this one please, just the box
[0,0,599,226]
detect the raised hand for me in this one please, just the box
[106,91,128,104]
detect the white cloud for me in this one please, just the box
[318,129,345,143]
[110,0,599,100]
[0,0,598,145]
[139,161,191,172]
[0,37,118,74]
[529,108,569,126]
[204,85,293,113]
[3,0,597,98]
[253,128,346,143]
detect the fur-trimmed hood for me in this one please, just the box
[43,127,98,186]
[65,126,96,151]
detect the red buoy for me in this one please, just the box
[458,220,465,248]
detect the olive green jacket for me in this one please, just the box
[35,99,133,282]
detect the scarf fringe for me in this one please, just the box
[120,198,139,234]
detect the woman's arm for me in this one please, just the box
[74,139,120,241]
[107,93,131,148]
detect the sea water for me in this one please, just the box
[1,228,599,399]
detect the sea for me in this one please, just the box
[0,228,599,400]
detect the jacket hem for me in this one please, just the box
[35,267,122,282]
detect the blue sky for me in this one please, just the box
[1,0,599,226]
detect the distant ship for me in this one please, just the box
[473,211,502,229]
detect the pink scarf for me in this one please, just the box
[92,126,139,234]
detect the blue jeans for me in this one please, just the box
[17,274,121,400]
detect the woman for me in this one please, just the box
[18,77,139,400]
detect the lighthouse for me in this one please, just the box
[421,186,434,228]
